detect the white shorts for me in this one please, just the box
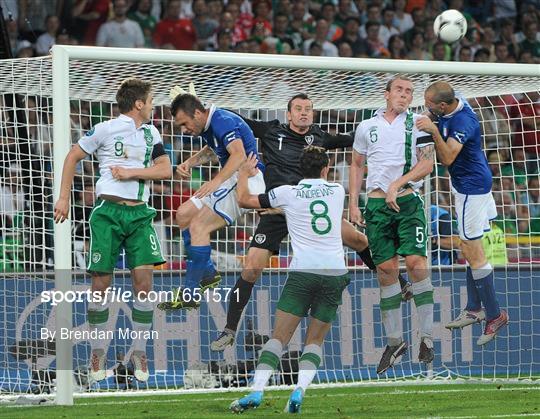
[453,190,497,241]
[190,170,265,225]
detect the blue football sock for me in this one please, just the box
[465,267,482,311]
[183,230,215,277]
[184,245,212,291]
[182,229,192,260]
[472,265,500,321]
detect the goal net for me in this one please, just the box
[0,48,538,400]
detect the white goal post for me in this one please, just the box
[0,45,537,406]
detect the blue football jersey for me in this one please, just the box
[436,99,492,194]
[201,107,264,171]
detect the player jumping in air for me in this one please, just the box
[349,76,436,374]
[54,78,172,382]
[230,147,349,414]
[211,93,412,352]
[158,86,265,310]
[417,81,508,345]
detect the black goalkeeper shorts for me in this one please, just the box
[249,213,289,254]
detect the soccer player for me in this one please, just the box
[417,81,508,345]
[211,93,412,352]
[159,92,265,310]
[349,76,435,374]
[229,147,349,414]
[53,78,172,382]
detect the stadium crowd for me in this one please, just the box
[2,0,540,63]
[0,0,539,272]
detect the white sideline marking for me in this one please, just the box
[3,386,539,410]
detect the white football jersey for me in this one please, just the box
[78,114,163,202]
[353,109,433,193]
[269,178,347,276]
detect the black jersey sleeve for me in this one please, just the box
[322,130,355,150]
[258,193,272,208]
[152,143,167,160]
[243,118,280,139]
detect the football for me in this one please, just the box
[433,10,468,43]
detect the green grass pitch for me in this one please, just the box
[1,384,539,418]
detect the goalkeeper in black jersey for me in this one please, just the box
[211,93,412,351]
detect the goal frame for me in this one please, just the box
[51,45,539,405]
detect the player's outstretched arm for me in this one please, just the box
[237,153,263,209]
[111,154,172,181]
[54,144,89,223]
[322,131,354,150]
[348,150,366,226]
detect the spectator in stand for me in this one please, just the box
[519,22,540,61]
[403,7,425,48]
[225,1,253,38]
[473,96,511,152]
[192,0,219,51]
[207,0,224,23]
[308,40,323,56]
[494,41,513,62]
[432,41,448,61]
[388,33,406,59]
[498,19,520,59]
[275,0,292,16]
[474,47,490,62]
[379,7,399,48]
[424,0,445,20]
[215,29,233,52]
[519,50,535,64]
[251,0,272,38]
[406,30,431,60]
[267,13,298,54]
[71,0,110,45]
[35,15,60,55]
[365,21,389,58]
[96,0,144,48]
[153,0,197,50]
[336,16,366,57]
[338,40,353,57]
[0,165,26,230]
[56,28,77,46]
[490,0,517,23]
[320,2,343,42]
[303,18,338,56]
[15,39,34,57]
[289,1,313,43]
[334,0,354,28]
[476,25,497,61]
[18,0,57,41]
[128,0,158,48]
[458,45,472,61]
[512,91,540,161]
[392,0,413,33]
[217,11,247,45]
[359,4,381,38]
